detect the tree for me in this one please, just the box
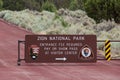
[3,0,25,10]
[85,0,120,23]
[2,0,41,11]
[0,0,3,10]
[69,0,79,10]
[41,0,57,12]
[23,0,41,11]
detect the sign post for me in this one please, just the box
[105,40,111,61]
[25,35,97,63]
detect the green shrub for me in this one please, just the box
[60,17,69,27]
[41,0,57,12]
[3,0,25,11]
[53,0,70,9]
[2,0,41,11]
[69,0,79,10]
[23,0,41,11]
[0,0,3,10]
[54,13,68,27]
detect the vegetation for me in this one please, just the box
[85,0,120,23]
[0,0,120,23]
[41,0,57,12]
[3,0,25,10]
[2,0,41,11]
[69,0,79,10]
[0,0,3,10]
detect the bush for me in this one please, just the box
[69,0,79,10]
[0,0,3,10]
[3,0,25,11]
[85,0,120,23]
[23,0,41,11]
[2,0,41,11]
[41,0,57,12]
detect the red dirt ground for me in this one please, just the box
[0,19,120,80]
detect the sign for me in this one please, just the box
[25,35,97,63]
[105,40,111,61]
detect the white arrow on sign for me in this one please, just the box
[55,57,67,61]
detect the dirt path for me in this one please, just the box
[0,19,120,80]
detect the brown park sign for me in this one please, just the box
[25,35,97,63]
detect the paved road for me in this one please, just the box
[0,20,120,80]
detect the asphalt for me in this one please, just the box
[0,19,120,80]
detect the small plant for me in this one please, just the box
[53,13,60,20]
[60,17,68,28]
[41,0,57,12]
[53,13,68,27]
